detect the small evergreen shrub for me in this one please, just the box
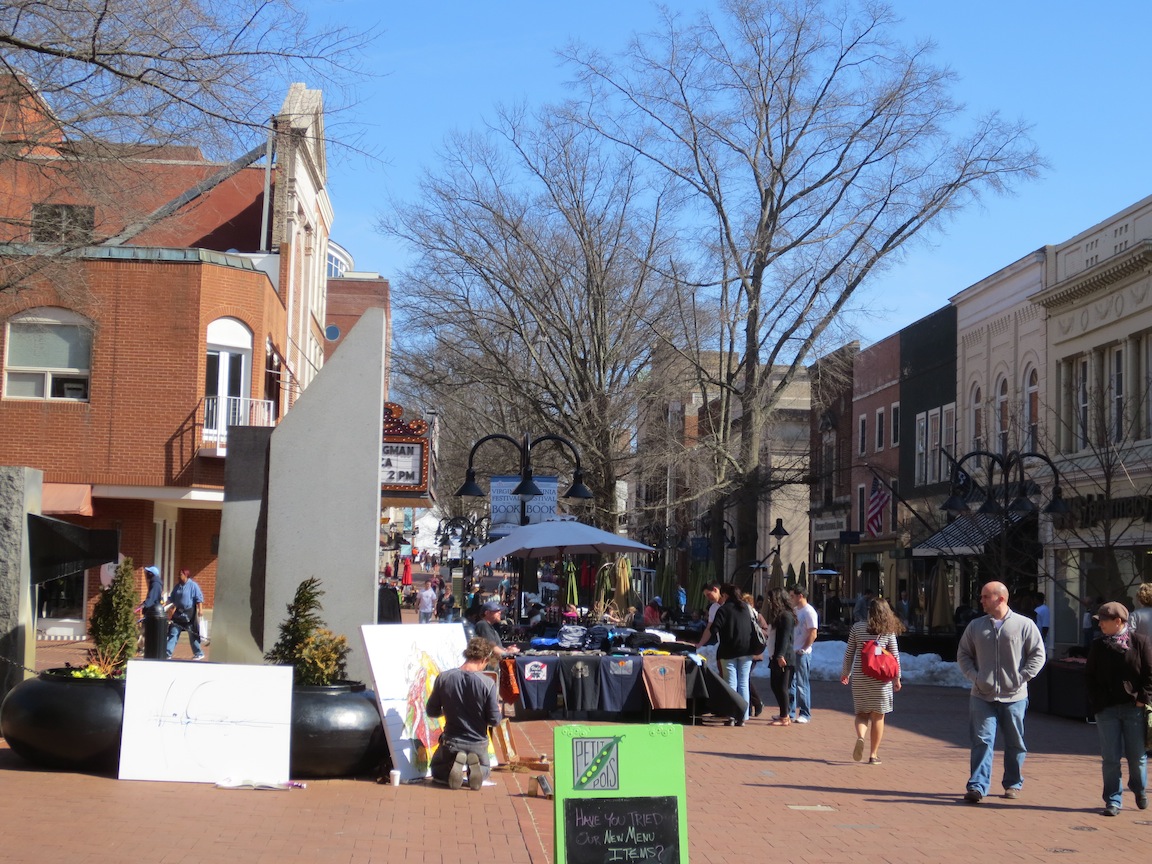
[264,577,350,685]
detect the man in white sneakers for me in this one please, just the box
[957,581,1045,804]
[789,585,819,723]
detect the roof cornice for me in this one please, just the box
[1030,240,1152,309]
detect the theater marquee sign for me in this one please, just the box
[380,402,430,500]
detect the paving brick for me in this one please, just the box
[4,636,1147,863]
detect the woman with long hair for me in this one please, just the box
[762,587,797,726]
[696,582,757,726]
[840,597,905,763]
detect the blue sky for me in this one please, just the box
[314,0,1152,346]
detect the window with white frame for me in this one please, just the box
[4,308,92,400]
[928,409,942,483]
[858,414,867,455]
[972,385,984,453]
[204,317,254,441]
[875,408,885,451]
[857,484,866,533]
[996,377,1009,455]
[1024,368,1039,451]
[1110,345,1124,443]
[942,404,955,476]
[891,403,900,446]
[915,413,928,486]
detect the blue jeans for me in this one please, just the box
[1095,703,1148,809]
[790,652,812,720]
[418,611,433,624]
[968,697,1028,795]
[725,655,754,722]
[166,616,202,658]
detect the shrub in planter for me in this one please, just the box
[264,577,350,685]
[0,558,140,770]
[265,577,384,777]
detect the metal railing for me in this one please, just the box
[201,396,275,446]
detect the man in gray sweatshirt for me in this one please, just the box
[956,581,1046,804]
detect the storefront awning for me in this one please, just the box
[912,511,1026,557]
[27,514,119,584]
[42,483,94,516]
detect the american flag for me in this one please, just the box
[866,476,891,537]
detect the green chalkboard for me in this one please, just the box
[554,724,688,864]
[563,796,680,864]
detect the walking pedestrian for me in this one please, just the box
[957,581,1046,803]
[1085,601,1152,816]
[841,597,904,764]
[165,568,205,660]
[417,581,437,624]
[1129,583,1152,635]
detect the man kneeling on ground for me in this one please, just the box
[426,636,502,790]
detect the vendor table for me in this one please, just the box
[504,653,747,724]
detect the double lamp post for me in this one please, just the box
[454,432,592,619]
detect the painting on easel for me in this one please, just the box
[361,623,468,781]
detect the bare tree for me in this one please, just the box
[384,107,684,528]
[0,0,374,294]
[1,0,370,154]
[563,0,1042,566]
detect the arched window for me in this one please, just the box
[1024,368,1039,451]
[997,378,1009,455]
[972,385,984,453]
[203,317,254,442]
[4,308,92,401]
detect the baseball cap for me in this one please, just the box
[1094,601,1129,622]
[144,566,160,577]
[482,600,505,613]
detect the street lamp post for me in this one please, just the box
[435,515,490,615]
[455,432,593,620]
[941,449,1070,598]
[733,518,789,595]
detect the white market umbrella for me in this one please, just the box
[468,519,653,562]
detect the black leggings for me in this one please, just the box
[770,663,794,718]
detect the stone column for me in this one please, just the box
[0,467,41,704]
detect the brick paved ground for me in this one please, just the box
[5,622,1151,863]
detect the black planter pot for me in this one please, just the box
[1,671,386,779]
[0,670,125,772]
[290,681,387,778]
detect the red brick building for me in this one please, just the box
[0,80,334,634]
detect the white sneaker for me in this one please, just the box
[795,716,810,724]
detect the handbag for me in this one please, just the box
[860,638,900,682]
[749,611,768,656]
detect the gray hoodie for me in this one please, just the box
[956,610,1046,703]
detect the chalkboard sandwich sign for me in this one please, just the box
[554,725,689,864]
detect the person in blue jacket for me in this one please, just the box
[165,568,205,660]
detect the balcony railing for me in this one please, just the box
[200,396,275,452]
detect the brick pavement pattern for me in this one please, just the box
[4,635,1150,863]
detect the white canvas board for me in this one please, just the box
[118,660,293,784]
[361,623,468,781]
